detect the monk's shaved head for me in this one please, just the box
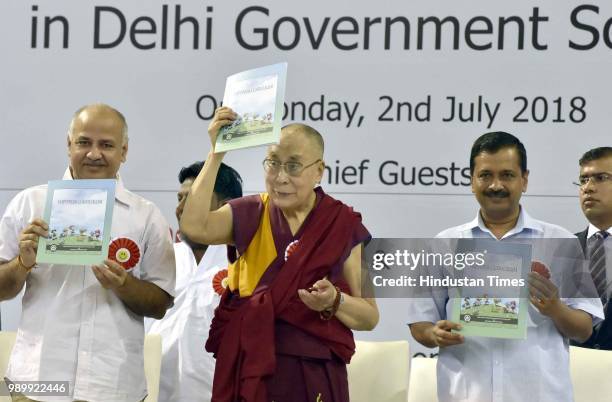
[281,123,324,159]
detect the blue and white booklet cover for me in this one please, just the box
[215,62,288,153]
[36,179,115,265]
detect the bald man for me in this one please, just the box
[180,108,379,402]
[0,104,175,402]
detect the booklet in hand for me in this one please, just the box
[215,62,288,153]
[450,239,531,339]
[36,179,115,265]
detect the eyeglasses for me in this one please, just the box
[262,159,321,177]
[573,172,612,187]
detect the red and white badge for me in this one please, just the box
[212,269,229,296]
[108,237,141,270]
[284,240,299,261]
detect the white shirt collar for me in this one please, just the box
[468,206,544,239]
[587,223,612,239]
[62,167,131,206]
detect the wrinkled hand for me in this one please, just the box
[92,259,128,290]
[19,219,48,268]
[208,106,237,151]
[298,278,337,312]
[430,320,464,348]
[529,271,561,316]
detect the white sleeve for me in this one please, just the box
[0,193,28,262]
[407,285,449,325]
[139,205,176,297]
[565,297,605,326]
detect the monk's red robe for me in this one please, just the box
[206,187,369,402]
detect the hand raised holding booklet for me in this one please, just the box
[214,62,287,153]
[180,81,378,402]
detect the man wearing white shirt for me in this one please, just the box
[408,132,604,402]
[147,161,242,402]
[0,104,175,402]
[573,147,612,349]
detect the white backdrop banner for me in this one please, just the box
[1,0,610,352]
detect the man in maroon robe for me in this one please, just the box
[180,107,379,402]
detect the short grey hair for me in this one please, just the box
[281,123,324,158]
[68,103,129,145]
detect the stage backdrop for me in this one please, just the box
[1,0,610,356]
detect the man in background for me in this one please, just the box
[574,147,612,349]
[147,160,242,402]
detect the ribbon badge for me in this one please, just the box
[284,240,299,261]
[108,238,141,270]
[212,269,229,296]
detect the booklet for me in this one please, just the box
[36,179,115,265]
[450,239,531,339]
[214,62,288,153]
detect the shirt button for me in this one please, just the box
[595,344,601,349]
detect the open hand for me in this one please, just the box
[298,278,337,312]
[92,259,129,290]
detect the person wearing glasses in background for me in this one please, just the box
[573,147,612,350]
[179,107,379,402]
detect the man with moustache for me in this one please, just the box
[408,132,603,402]
[0,104,175,402]
[147,160,242,402]
[573,147,612,350]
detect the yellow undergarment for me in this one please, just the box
[227,193,278,297]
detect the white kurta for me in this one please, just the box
[0,170,176,402]
[408,208,604,402]
[147,242,228,402]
